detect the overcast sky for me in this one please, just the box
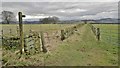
[0,0,119,21]
[1,0,119,2]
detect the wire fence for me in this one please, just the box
[1,23,85,54]
[100,28,119,46]
[88,24,100,41]
[61,23,84,41]
[92,24,120,46]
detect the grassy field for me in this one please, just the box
[93,24,119,45]
[1,23,119,66]
[1,24,76,35]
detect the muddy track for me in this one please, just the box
[44,30,62,52]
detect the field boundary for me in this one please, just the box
[88,24,100,41]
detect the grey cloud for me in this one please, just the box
[1,2,118,20]
[2,0,119,2]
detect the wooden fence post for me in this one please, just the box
[61,30,65,41]
[39,33,43,52]
[96,28,100,41]
[24,38,27,53]
[40,31,47,53]
[18,12,26,54]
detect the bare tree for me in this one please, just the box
[1,11,16,24]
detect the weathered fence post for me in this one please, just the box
[39,33,43,52]
[18,12,26,54]
[61,30,65,41]
[96,28,100,41]
[40,31,47,53]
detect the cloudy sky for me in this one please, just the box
[0,0,119,21]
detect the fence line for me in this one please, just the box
[91,24,119,46]
[89,24,100,41]
[1,23,85,54]
[61,23,84,41]
[2,30,47,54]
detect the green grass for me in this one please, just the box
[1,23,119,66]
[44,24,118,66]
[93,24,119,45]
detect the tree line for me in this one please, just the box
[0,11,59,24]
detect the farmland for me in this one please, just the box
[93,24,119,46]
[0,23,119,66]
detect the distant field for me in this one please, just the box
[1,23,119,66]
[1,24,76,35]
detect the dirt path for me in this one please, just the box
[64,24,87,44]
[44,30,62,52]
[44,24,87,53]
[44,24,90,66]
[44,24,118,66]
